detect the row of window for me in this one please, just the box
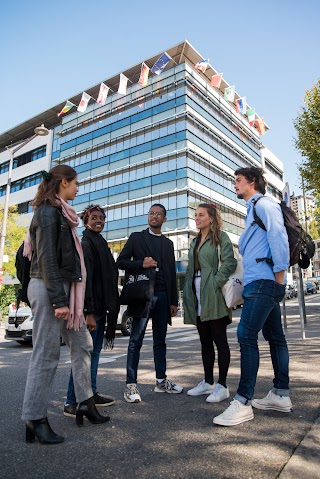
[264,159,283,181]
[0,146,46,176]
[0,172,42,197]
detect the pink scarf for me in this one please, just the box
[23,198,86,331]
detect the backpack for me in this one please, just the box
[253,196,315,268]
[15,242,31,307]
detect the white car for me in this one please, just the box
[5,298,132,345]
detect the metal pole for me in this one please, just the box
[282,298,287,331]
[0,135,36,270]
[297,266,306,338]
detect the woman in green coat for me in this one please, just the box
[183,204,237,403]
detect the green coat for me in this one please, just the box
[183,231,237,325]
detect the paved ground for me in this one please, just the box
[0,294,319,479]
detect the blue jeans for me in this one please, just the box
[235,280,289,405]
[126,291,168,384]
[66,313,106,404]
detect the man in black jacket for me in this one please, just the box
[117,203,183,403]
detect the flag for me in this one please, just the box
[255,117,266,135]
[210,73,223,88]
[246,108,255,126]
[77,92,91,113]
[194,59,210,73]
[57,100,76,117]
[235,96,246,115]
[96,83,109,105]
[151,52,171,75]
[282,182,290,207]
[224,85,235,102]
[138,63,150,87]
[118,73,128,95]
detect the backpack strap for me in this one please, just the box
[251,196,274,266]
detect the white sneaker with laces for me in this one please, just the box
[252,390,293,412]
[187,380,215,396]
[206,384,230,403]
[213,399,254,426]
[124,383,141,403]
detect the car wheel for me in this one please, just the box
[121,311,133,336]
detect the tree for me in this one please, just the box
[0,284,18,318]
[294,79,320,192]
[0,205,27,277]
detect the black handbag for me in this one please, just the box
[120,268,155,306]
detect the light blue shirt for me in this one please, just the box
[238,193,290,286]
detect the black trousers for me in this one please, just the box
[196,316,230,387]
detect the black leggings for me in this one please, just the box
[196,316,230,387]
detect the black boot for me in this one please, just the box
[26,418,64,444]
[76,396,110,427]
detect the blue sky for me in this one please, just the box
[1,0,319,194]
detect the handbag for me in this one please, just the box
[217,245,244,309]
[120,268,155,306]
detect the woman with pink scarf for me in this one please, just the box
[22,165,109,445]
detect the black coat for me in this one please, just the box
[116,229,178,323]
[29,204,81,308]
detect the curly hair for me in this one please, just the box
[234,166,267,194]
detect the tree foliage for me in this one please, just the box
[0,284,18,318]
[0,205,27,277]
[294,80,320,192]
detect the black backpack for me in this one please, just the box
[15,242,31,307]
[253,197,315,268]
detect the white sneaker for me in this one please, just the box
[252,390,293,413]
[124,383,141,403]
[187,380,215,396]
[206,384,230,403]
[213,400,254,426]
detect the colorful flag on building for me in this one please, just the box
[224,85,235,102]
[235,96,246,115]
[194,59,210,73]
[118,73,128,95]
[138,63,150,87]
[210,73,223,88]
[77,92,91,113]
[57,100,76,117]
[151,52,172,75]
[96,83,109,105]
[255,117,266,135]
[246,108,255,126]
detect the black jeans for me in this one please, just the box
[196,316,230,387]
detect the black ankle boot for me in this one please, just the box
[26,418,64,444]
[76,396,110,427]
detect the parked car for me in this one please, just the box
[5,291,131,345]
[305,282,317,294]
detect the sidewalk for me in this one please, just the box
[277,296,320,478]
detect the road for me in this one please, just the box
[0,295,319,479]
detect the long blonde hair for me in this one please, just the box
[197,203,223,245]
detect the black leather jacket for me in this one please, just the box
[29,203,82,308]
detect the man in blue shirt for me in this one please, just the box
[214,167,292,427]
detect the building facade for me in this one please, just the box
[0,41,285,290]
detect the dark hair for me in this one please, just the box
[196,203,223,245]
[234,167,267,195]
[32,165,77,209]
[150,203,166,216]
[81,205,106,225]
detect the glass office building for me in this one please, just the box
[49,42,280,288]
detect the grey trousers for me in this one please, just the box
[22,278,93,420]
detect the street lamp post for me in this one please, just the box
[0,125,49,273]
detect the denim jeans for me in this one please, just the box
[66,313,106,404]
[126,291,168,384]
[235,280,289,405]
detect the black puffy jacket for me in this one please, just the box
[29,203,82,308]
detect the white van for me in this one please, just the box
[5,299,132,345]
